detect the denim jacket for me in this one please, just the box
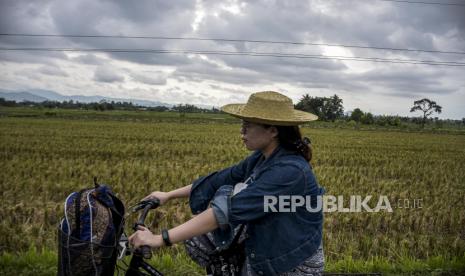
[189,146,325,275]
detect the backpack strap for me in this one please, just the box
[72,189,86,237]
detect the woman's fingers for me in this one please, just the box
[137,225,148,231]
[142,191,162,202]
[128,232,137,247]
[128,227,154,248]
[142,191,169,205]
[128,230,145,248]
[142,193,155,201]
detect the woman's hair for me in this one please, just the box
[264,125,312,162]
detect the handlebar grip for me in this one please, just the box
[140,245,152,259]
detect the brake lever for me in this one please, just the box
[132,198,160,213]
[132,200,151,212]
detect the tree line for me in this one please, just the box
[1,95,463,127]
[0,98,221,113]
[293,94,463,127]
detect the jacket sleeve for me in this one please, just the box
[210,163,306,228]
[189,151,261,214]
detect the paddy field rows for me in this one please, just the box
[0,110,464,275]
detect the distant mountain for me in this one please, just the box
[0,89,171,107]
[25,89,68,101]
[0,91,48,102]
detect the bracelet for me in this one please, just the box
[161,229,172,246]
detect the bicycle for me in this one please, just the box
[115,198,164,276]
[115,197,245,276]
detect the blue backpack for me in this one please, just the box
[58,182,125,276]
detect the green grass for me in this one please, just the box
[1,248,464,275]
[326,254,465,275]
[0,246,205,276]
[0,247,56,276]
[0,106,238,124]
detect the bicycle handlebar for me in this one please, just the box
[132,198,160,259]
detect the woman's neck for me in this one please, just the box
[261,141,279,159]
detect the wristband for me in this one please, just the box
[161,229,172,246]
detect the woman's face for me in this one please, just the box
[240,120,278,151]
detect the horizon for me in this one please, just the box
[2,88,462,121]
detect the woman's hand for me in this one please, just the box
[128,226,164,249]
[143,191,171,205]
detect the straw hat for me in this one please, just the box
[221,91,318,126]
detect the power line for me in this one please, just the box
[1,33,464,55]
[377,0,465,6]
[1,47,464,67]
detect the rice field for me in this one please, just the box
[0,108,464,275]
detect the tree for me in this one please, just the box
[295,94,324,118]
[0,97,16,107]
[350,108,364,122]
[148,106,169,112]
[410,98,442,128]
[322,94,344,122]
[295,94,344,121]
[361,112,374,125]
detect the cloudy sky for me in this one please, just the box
[0,0,464,119]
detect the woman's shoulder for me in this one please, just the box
[274,151,310,170]
[256,155,308,180]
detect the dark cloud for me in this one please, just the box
[0,0,57,34]
[47,0,197,66]
[0,50,67,64]
[93,66,124,83]
[0,0,464,118]
[71,54,105,65]
[352,66,459,97]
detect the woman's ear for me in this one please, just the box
[269,126,279,139]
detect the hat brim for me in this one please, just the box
[221,104,318,126]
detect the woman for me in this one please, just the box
[129,91,325,275]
